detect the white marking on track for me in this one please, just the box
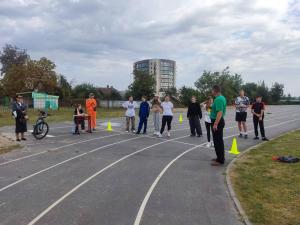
[0,136,141,192]
[0,133,122,166]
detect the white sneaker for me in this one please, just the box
[210,142,214,147]
[206,142,211,148]
[132,130,136,133]
[157,133,162,138]
[167,131,171,137]
[125,130,129,133]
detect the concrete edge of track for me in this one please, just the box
[225,128,300,225]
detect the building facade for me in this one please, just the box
[133,59,176,95]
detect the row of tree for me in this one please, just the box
[0,44,293,106]
[0,45,121,101]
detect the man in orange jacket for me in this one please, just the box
[86,93,97,130]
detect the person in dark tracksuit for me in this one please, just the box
[136,96,150,135]
[187,96,202,137]
[210,85,227,166]
[251,96,269,141]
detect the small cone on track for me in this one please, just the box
[229,138,240,155]
[106,120,113,132]
[179,114,183,123]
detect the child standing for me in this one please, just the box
[73,104,85,135]
[160,95,174,137]
[251,96,269,141]
[201,97,214,147]
[122,96,137,133]
[151,95,162,136]
[136,96,150,134]
[187,96,202,137]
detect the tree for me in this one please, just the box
[256,81,271,103]
[72,83,99,99]
[194,69,243,103]
[242,82,258,102]
[179,86,201,106]
[270,82,284,104]
[0,44,29,75]
[127,69,156,99]
[56,75,72,99]
[1,57,58,96]
[164,87,178,97]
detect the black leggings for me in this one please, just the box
[160,115,173,134]
[205,122,212,142]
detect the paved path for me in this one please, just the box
[0,105,299,225]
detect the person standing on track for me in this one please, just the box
[235,90,250,139]
[122,96,137,133]
[86,93,97,131]
[210,85,227,166]
[201,96,214,147]
[187,96,202,137]
[251,96,269,141]
[136,96,150,135]
[160,95,174,138]
[151,95,162,137]
[12,95,28,141]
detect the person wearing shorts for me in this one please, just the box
[235,90,250,139]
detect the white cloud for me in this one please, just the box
[0,0,299,95]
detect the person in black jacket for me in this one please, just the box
[12,95,28,141]
[187,96,202,137]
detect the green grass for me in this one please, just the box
[230,130,300,225]
[0,144,21,154]
[0,107,124,127]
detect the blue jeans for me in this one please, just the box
[137,117,148,134]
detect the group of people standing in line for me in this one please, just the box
[12,85,269,167]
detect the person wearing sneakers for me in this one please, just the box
[122,96,137,133]
[151,95,162,136]
[235,90,250,139]
[187,96,202,137]
[210,85,227,166]
[160,95,174,137]
[251,95,269,141]
[136,96,150,135]
[201,96,214,147]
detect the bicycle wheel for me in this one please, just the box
[33,121,49,140]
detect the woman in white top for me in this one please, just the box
[201,96,214,147]
[160,95,174,137]
[122,96,137,132]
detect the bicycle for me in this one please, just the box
[32,110,49,140]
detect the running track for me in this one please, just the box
[0,105,299,225]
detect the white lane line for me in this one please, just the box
[134,144,206,225]
[46,135,55,138]
[0,133,121,166]
[0,136,141,193]
[26,134,192,225]
[25,116,300,225]
[133,117,300,225]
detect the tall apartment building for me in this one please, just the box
[133,59,176,95]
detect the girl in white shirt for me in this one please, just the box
[122,96,137,132]
[201,97,214,147]
[160,95,174,137]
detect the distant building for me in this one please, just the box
[133,59,176,95]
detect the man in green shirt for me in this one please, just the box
[210,85,227,166]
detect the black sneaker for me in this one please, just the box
[239,133,243,138]
[244,135,248,139]
[253,136,259,140]
[21,138,27,141]
[190,134,195,137]
[16,139,21,142]
[262,137,269,141]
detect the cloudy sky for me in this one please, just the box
[1,0,300,96]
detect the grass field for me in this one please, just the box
[0,107,124,127]
[230,130,300,225]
